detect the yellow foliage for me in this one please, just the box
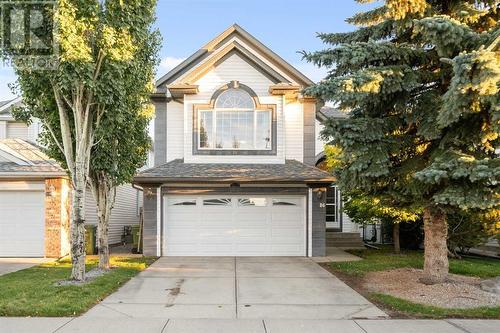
[386,0,428,20]
[140,103,155,119]
[343,73,384,93]
[55,0,96,62]
[324,145,343,172]
[100,26,137,61]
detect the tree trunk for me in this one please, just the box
[420,206,449,284]
[90,174,116,270]
[393,223,400,254]
[70,171,86,281]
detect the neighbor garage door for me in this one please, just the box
[0,191,45,257]
[164,195,306,256]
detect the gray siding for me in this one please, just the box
[153,99,167,166]
[311,188,326,256]
[85,184,140,245]
[142,185,158,256]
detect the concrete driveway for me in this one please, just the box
[84,256,386,320]
[0,258,53,276]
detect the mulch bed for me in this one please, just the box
[321,264,500,318]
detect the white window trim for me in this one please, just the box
[198,108,272,151]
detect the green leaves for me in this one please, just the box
[439,45,500,129]
[413,15,483,58]
[303,0,499,214]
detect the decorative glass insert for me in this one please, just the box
[272,198,300,206]
[238,198,267,207]
[198,88,272,151]
[215,89,254,109]
[169,198,197,206]
[203,198,232,206]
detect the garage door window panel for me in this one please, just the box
[203,198,232,206]
[238,198,268,207]
[169,198,197,206]
[272,198,301,206]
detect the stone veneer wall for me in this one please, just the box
[44,178,70,258]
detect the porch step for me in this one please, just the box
[325,232,364,249]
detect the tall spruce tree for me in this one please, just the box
[303,0,499,284]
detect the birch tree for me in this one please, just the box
[7,0,159,280]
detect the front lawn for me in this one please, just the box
[330,247,500,279]
[326,247,500,319]
[0,256,156,317]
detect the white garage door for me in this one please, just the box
[164,195,306,256]
[0,191,45,257]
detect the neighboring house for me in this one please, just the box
[0,139,70,257]
[134,24,344,257]
[0,100,141,257]
[0,97,42,143]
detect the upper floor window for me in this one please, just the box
[198,88,272,150]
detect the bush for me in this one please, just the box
[447,209,498,257]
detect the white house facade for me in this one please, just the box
[134,24,347,257]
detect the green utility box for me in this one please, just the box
[85,225,97,255]
[131,225,141,253]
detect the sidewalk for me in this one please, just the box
[0,318,498,333]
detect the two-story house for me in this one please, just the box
[134,24,340,257]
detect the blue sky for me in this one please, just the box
[0,0,377,100]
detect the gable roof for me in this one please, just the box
[156,24,314,92]
[0,97,22,116]
[0,139,65,178]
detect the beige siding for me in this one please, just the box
[184,53,285,164]
[315,119,326,156]
[85,184,140,245]
[0,121,6,139]
[284,101,303,162]
[166,101,184,162]
[6,122,29,140]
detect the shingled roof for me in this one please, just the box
[0,139,65,178]
[134,159,334,185]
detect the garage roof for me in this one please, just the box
[134,159,334,185]
[0,139,66,178]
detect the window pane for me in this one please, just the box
[203,198,232,206]
[215,110,254,149]
[238,198,267,207]
[272,198,300,206]
[256,111,271,149]
[326,204,336,215]
[215,89,254,109]
[169,199,197,206]
[199,111,213,148]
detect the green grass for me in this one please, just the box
[330,247,500,278]
[0,256,156,317]
[371,293,500,319]
[327,247,500,319]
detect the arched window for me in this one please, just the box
[198,87,272,150]
[215,89,255,109]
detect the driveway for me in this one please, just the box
[84,256,387,319]
[0,258,53,276]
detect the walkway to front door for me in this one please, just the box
[84,257,386,319]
